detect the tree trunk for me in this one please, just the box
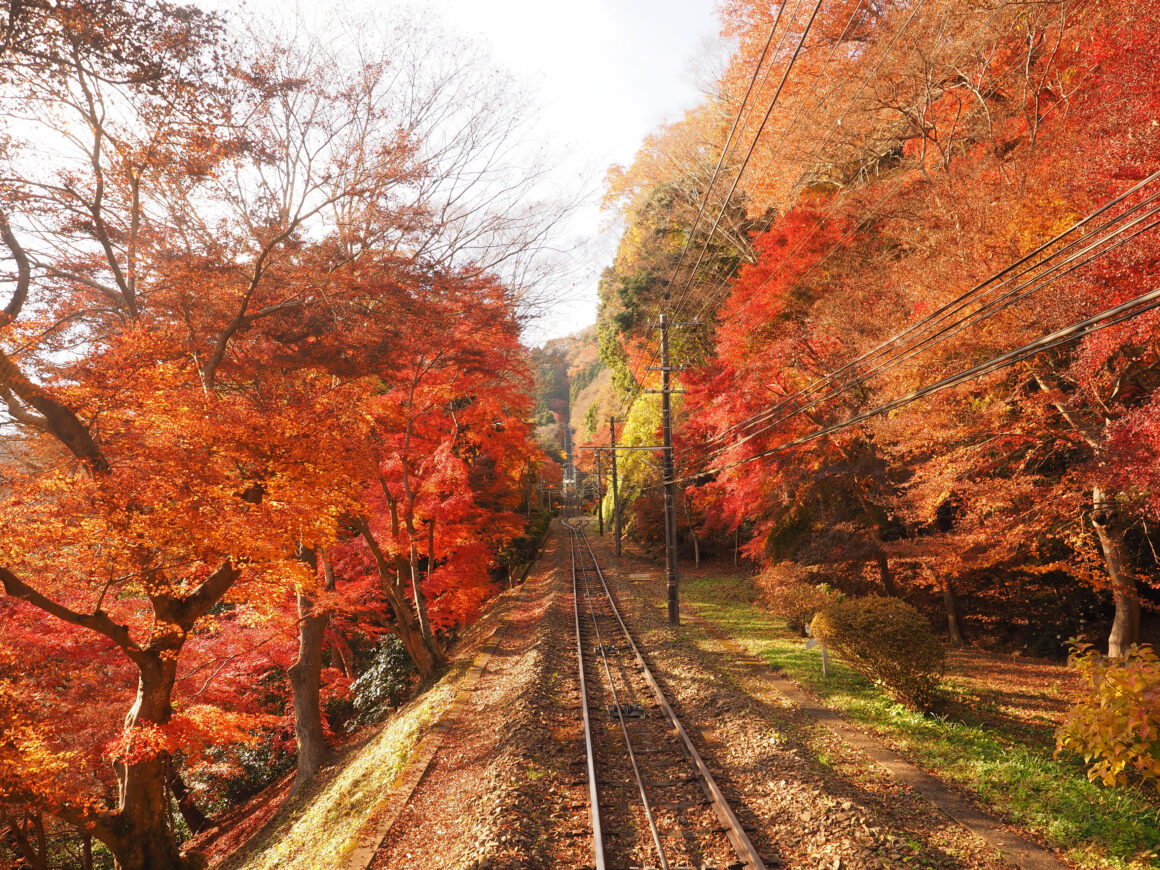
[288,546,334,790]
[327,625,353,678]
[110,651,188,870]
[32,815,44,870]
[941,575,965,646]
[166,760,208,834]
[680,495,700,569]
[1034,377,1141,657]
[853,485,899,597]
[82,834,93,870]
[6,811,47,870]
[1093,486,1140,657]
[289,588,329,790]
[872,546,898,596]
[389,586,440,678]
[358,523,445,678]
[321,554,353,677]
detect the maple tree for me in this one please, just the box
[0,4,550,869]
[596,0,1160,661]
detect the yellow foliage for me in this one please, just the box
[1057,643,1160,790]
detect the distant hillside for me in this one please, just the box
[530,325,612,460]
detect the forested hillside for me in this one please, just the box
[588,0,1160,659]
[532,326,611,458]
[5,1,1160,868]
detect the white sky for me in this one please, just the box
[209,0,723,343]
[424,0,724,342]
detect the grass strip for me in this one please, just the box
[222,660,470,870]
[680,573,1160,870]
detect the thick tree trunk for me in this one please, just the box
[1034,377,1141,658]
[288,588,329,790]
[941,575,965,646]
[82,834,93,870]
[110,652,188,870]
[872,546,898,596]
[1093,486,1140,657]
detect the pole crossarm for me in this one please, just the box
[577,445,665,451]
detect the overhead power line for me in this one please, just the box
[667,0,826,321]
[686,167,1160,459]
[615,0,818,424]
[673,1,1014,333]
[667,281,1160,488]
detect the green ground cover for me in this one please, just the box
[222,660,468,870]
[679,573,1160,870]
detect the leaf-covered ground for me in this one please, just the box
[672,561,1160,869]
[193,578,539,870]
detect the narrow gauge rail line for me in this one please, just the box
[565,516,768,870]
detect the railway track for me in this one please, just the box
[565,516,768,870]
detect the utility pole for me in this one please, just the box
[609,417,621,557]
[660,313,679,626]
[595,449,604,535]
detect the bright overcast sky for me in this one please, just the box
[410,0,724,343]
[210,0,723,343]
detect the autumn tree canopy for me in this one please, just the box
[0,4,554,869]
[593,0,1160,659]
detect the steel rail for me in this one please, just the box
[569,520,607,870]
[574,521,769,870]
[569,519,671,869]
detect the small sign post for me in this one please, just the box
[804,625,829,677]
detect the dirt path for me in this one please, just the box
[363,525,566,870]
[678,605,1069,870]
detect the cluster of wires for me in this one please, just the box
[604,0,1158,497]
[611,0,830,428]
[672,168,1160,485]
[613,0,953,428]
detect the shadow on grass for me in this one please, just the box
[679,573,1160,870]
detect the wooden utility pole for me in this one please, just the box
[609,416,621,557]
[660,313,679,626]
[595,449,605,535]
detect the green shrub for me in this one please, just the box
[757,564,838,634]
[349,636,417,728]
[810,595,944,710]
[1056,642,1160,789]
